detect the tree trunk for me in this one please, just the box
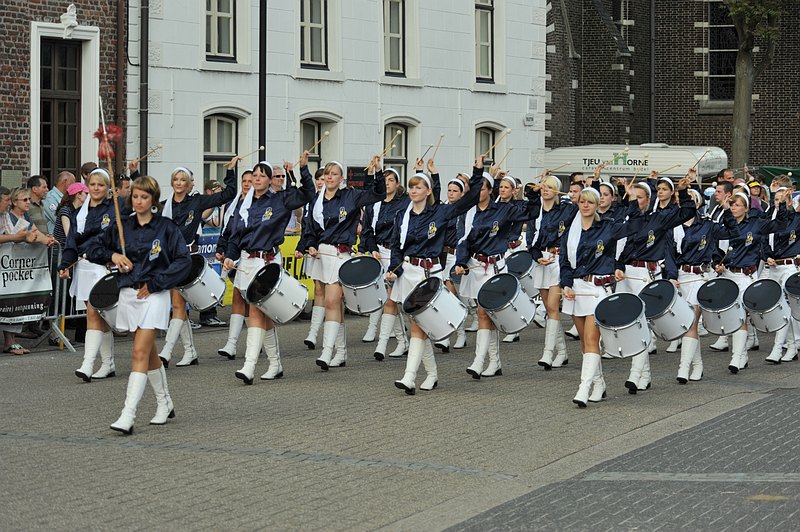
[730,49,755,168]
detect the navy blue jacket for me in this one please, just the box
[162,168,237,245]
[718,204,787,268]
[768,209,800,259]
[58,198,117,270]
[526,196,579,260]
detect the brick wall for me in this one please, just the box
[0,1,123,183]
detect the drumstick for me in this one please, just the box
[431,133,445,160]
[621,155,651,200]
[62,257,83,272]
[365,133,401,170]
[690,150,710,171]
[534,162,572,182]
[659,164,682,175]
[496,146,513,168]
[420,144,434,160]
[483,129,512,158]
[130,144,163,165]
[295,132,330,166]
[239,145,265,160]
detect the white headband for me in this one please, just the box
[88,168,110,185]
[581,187,601,202]
[734,191,750,206]
[687,188,702,205]
[598,181,616,195]
[257,160,274,173]
[171,166,193,179]
[482,172,494,189]
[412,172,431,189]
[384,168,400,181]
[329,161,344,174]
[634,182,651,197]
[500,175,517,187]
[448,178,465,191]
[657,177,674,191]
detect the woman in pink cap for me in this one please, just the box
[53,182,89,248]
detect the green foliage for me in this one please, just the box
[723,0,784,48]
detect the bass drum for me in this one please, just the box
[476,273,537,334]
[338,255,387,315]
[743,278,789,333]
[402,277,467,342]
[639,279,695,341]
[594,292,650,358]
[244,263,309,325]
[697,278,744,335]
[88,272,122,333]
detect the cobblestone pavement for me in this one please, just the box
[2,311,799,530]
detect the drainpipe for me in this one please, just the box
[258,1,267,150]
[116,0,124,169]
[650,0,656,142]
[139,0,150,175]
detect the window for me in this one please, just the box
[475,0,494,82]
[301,119,322,174]
[384,0,405,76]
[206,0,235,61]
[40,39,81,184]
[203,115,238,182]
[300,0,328,68]
[707,0,737,101]
[475,127,496,169]
[384,124,408,184]
[612,0,629,43]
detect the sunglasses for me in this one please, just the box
[16,198,31,202]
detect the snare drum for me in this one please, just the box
[743,278,790,333]
[697,278,744,335]
[88,273,122,333]
[402,277,468,341]
[338,255,387,315]
[476,273,537,334]
[639,280,695,341]
[244,263,309,325]
[784,272,800,320]
[177,254,227,311]
[594,293,650,358]
[506,250,537,296]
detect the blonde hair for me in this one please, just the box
[9,187,30,204]
[408,174,435,206]
[540,175,562,193]
[578,188,601,222]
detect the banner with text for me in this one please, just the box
[0,242,53,323]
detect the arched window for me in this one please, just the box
[475,126,497,168]
[203,114,238,182]
[384,123,408,184]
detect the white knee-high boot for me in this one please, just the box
[218,313,245,359]
[304,306,325,350]
[363,308,382,342]
[538,319,559,370]
[638,353,652,391]
[689,339,704,381]
[481,329,502,377]
[729,328,749,374]
[175,319,198,366]
[316,321,340,371]
[395,337,425,395]
[420,339,438,391]
[330,323,347,367]
[110,371,148,434]
[374,313,396,361]
[746,326,759,351]
[573,353,601,408]
[92,331,116,379]
[626,353,646,394]
[236,327,265,385]
[453,298,468,349]
[75,329,104,382]
[388,315,409,357]
[782,322,800,362]
[148,365,175,425]
[466,329,491,379]
[552,321,569,367]
[260,328,284,380]
[159,318,183,367]
[766,324,789,363]
[677,337,698,384]
[588,357,606,402]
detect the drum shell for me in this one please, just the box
[506,251,537,295]
[338,256,387,315]
[477,274,537,334]
[178,255,226,311]
[88,274,123,333]
[697,279,745,335]
[743,279,790,333]
[403,280,467,342]
[245,265,309,325]
[595,293,650,358]
[784,272,800,320]
[640,281,696,341]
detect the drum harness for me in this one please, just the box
[473,253,503,275]
[405,256,441,279]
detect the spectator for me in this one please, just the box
[80,161,98,184]
[53,182,89,248]
[43,171,76,233]
[26,175,50,234]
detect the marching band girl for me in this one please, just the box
[455,169,541,379]
[362,167,415,360]
[527,174,577,370]
[223,154,316,384]
[215,170,253,360]
[87,175,192,433]
[560,187,641,407]
[388,158,485,394]
[58,168,118,382]
[716,189,788,373]
[299,157,387,371]
[157,159,237,367]
[764,189,800,364]
[496,173,526,344]
[615,174,695,394]
[665,179,737,383]
[298,168,327,350]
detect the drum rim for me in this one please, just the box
[402,278,444,316]
[178,255,215,290]
[244,263,284,305]
[245,265,309,323]
[506,250,535,278]
[338,255,384,290]
[742,278,783,314]
[697,278,740,312]
[476,273,522,312]
[593,292,644,328]
[784,272,800,296]
[640,280,684,321]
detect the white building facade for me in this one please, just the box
[127,0,548,193]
